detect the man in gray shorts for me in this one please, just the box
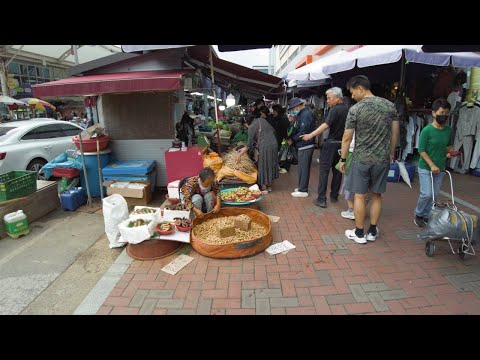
[339,75,400,244]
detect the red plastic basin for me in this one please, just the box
[73,135,110,153]
[52,168,80,178]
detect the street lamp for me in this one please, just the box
[226,93,235,108]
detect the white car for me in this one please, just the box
[0,119,83,179]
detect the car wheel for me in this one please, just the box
[27,159,47,180]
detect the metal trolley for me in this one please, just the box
[424,170,476,259]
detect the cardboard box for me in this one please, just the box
[163,208,192,221]
[104,180,152,206]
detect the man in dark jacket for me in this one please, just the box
[302,87,348,207]
[288,97,317,197]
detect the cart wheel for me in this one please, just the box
[458,244,466,260]
[425,241,435,257]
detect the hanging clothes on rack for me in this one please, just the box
[468,102,480,169]
[449,102,480,172]
[402,114,417,160]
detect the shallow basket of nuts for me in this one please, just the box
[191,207,272,259]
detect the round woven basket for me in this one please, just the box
[126,240,183,260]
[191,207,272,259]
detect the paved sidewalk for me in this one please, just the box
[88,157,480,315]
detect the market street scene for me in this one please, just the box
[1,45,480,315]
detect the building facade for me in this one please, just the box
[274,45,362,78]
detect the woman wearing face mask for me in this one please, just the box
[179,167,221,219]
[236,106,279,192]
[413,98,457,227]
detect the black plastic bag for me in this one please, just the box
[286,144,298,165]
[279,143,289,162]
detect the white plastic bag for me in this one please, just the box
[102,194,129,248]
[397,160,412,188]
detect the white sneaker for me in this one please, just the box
[291,191,308,197]
[341,209,355,220]
[345,229,367,244]
[294,188,299,192]
[366,227,379,242]
[279,168,288,174]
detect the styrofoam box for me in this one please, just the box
[118,218,156,244]
[167,180,181,199]
[163,209,192,221]
[129,206,161,222]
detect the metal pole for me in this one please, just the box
[0,59,8,96]
[74,45,79,65]
[399,50,406,91]
[209,48,222,154]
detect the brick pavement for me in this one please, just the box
[97,152,480,315]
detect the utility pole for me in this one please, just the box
[0,59,8,96]
[73,45,79,65]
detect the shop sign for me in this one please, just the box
[9,83,33,98]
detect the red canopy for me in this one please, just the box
[32,70,189,97]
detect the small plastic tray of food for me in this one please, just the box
[220,187,263,205]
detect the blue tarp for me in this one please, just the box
[41,152,83,179]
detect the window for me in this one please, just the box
[28,65,36,77]
[0,127,21,143]
[58,123,82,136]
[21,64,28,76]
[8,63,20,75]
[22,124,63,140]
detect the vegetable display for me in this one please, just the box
[132,208,156,214]
[221,187,262,203]
[127,219,148,228]
[222,150,256,173]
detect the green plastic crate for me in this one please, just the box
[0,171,38,202]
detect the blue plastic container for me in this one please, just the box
[102,160,156,192]
[387,162,416,183]
[77,149,112,198]
[61,187,87,211]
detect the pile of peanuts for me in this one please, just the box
[193,215,267,245]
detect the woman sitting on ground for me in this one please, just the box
[179,167,221,218]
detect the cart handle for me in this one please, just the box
[430,170,455,208]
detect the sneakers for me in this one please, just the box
[279,168,288,174]
[423,217,429,225]
[330,197,338,203]
[291,191,308,197]
[345,229,367,244]
[341,209,355,220]
[366,227,379,242]
[313,199,327,208]
[414,215,425,227]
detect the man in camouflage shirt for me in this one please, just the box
[339,75,400,244]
